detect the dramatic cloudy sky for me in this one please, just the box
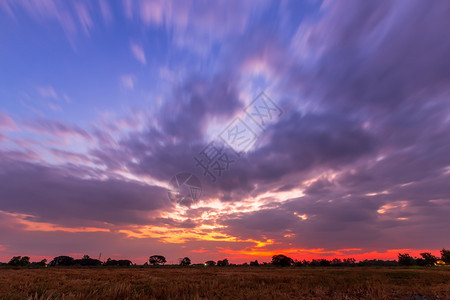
[0,0,449,264]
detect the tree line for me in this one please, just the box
[2,249,449,267]
[397,250,450,266]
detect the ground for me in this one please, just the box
[0,266,449,299]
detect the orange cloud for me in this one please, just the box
[0,210,109,233]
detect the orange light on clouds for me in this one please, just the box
[119,225,275,248]
[0,210,109,233]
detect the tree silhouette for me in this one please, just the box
[104,258,132,266]
[49,256,75,266]
[331,258,342,266]
[205,260,216,266]
[8,256,21,266]
[271,255,294,266]
[8,256,30,267]
[217,258,229,266]
[319,259,331,266]
[343,258,356,266]
[34,259,47,267]
[117,260,132,266]
[441,248,450,264]
[74,255,101,266]
[149,255,166,266]
[180,257,191,266]
[418,252,437,266]
[250,260,259,266]
[398,253,415,266]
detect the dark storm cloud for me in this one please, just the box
[160,75,243,141]
[182,110,376,204]
[286,0,450,113]
[221,208,300,234]
[91,74,243,179]
[90,1,450,210]
[0,156,169,227]
[196,0,450,250]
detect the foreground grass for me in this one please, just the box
[0,266,449,299]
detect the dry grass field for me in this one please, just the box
[0,266,449,300]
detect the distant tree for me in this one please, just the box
[49,256,75,266]
[441,249,450,264]
[73,255,101,266]
[8,256,21,266]
[358,259,398,267]
[398,253,415,266]
[332,258,356,266]
[271,255,294,266]
[217,258,229,266]
[8,256,30,267]
[149,255,166,266]
[415,257,426,266]
[343,258,356,266]
[205,260,216,266]
[117,259,132,266]
[319,259,331,267]
[36,259,47,267]
[250,260,259,266]
[180,257,191,266]
[301,260,310,266]
[104,258,132,266]
[419,252,437,266]
[293,259,303,267]
[20,256,30,266]
[105,258,114,266]
[331,258,342,266]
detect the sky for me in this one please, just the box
[0,0,449,264]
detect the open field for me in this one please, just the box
[0,267,449,300]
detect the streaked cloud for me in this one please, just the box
[120,75,135,90]
[37,86,57,99]
[129,42,146,65]
[98,0,113,25]
[0,113,17,131]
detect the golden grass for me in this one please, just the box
[0,266,449,299]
